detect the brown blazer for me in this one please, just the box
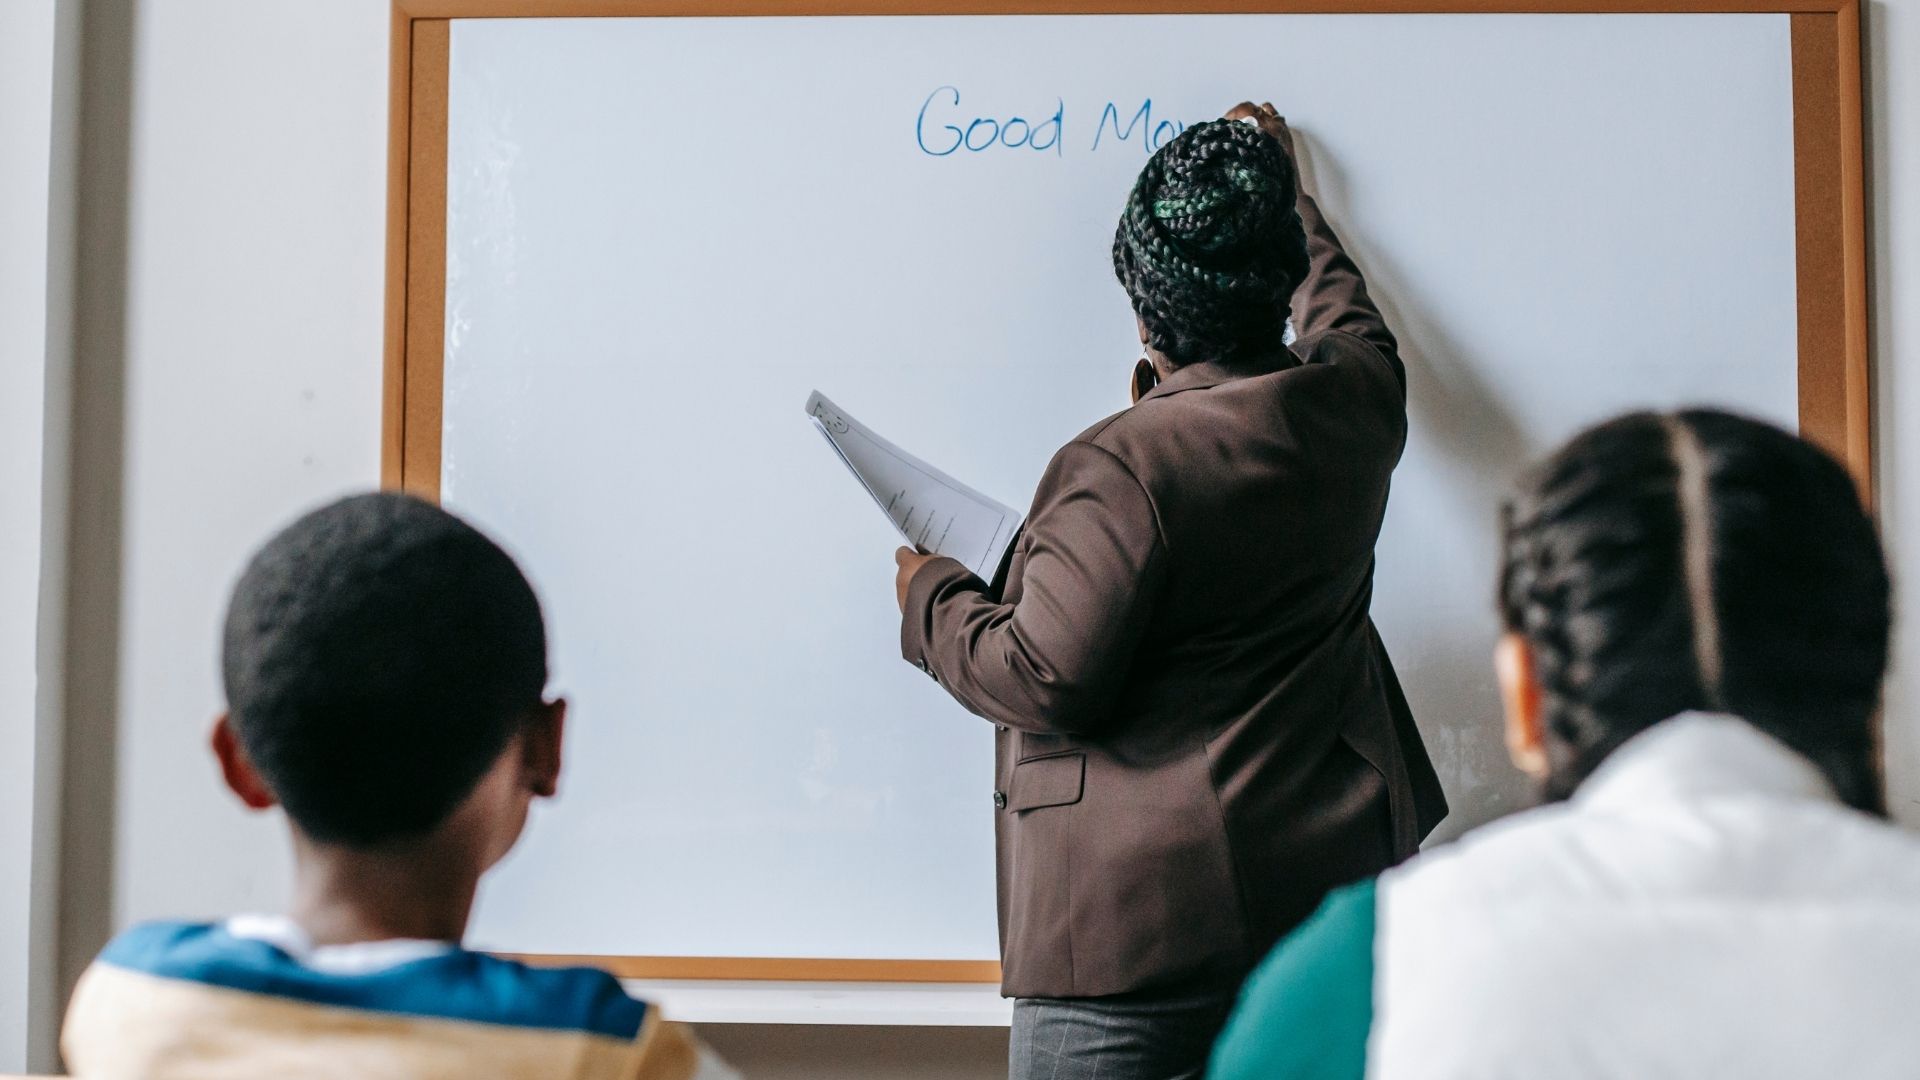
[899,186,1448,1000]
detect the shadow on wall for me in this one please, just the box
[56,0,136,1041]
[1295,135,1539,841]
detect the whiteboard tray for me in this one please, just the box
[625,980,1012,1027]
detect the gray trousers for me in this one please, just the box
[1008,983,1241,1080]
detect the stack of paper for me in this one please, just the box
[806,391,1023,581]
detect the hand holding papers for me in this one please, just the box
[806,391,1023,581]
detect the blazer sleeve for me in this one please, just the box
[1290,185,1405,394]
[899,440,1165,736]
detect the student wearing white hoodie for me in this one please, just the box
[1209,408,1920,1080]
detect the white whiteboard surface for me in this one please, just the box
[442,13,1797,962]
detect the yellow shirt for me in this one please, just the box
[63,921,736,1080]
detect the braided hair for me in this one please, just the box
[1498,409,1889,813]
[1112,118,1309,368]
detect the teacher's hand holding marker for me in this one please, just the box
[1226,99,1295,154]
[890,101,1445,1080]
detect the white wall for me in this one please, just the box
[0,0,61,1070]
[100,0,390,930]
[1871,0,1920,819]
[12,1,1914,1076]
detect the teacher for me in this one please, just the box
[893,103,1447,1080]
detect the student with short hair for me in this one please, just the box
[1209,409,1920,1080]
[63,492,735,1080]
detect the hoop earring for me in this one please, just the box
[1131,358,1158,404]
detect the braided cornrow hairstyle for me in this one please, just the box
[1498,409,1889,813]
[1112,118,1310,367]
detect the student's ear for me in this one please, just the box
[210,714,278,811]
[520,699,566,800]
[1495,634,1548,779]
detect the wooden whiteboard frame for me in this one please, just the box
[383,0,1870,983]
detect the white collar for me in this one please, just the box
[1575,712,1839,813]
[225,914,459,976]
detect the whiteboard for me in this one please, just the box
[440,13,1797,961]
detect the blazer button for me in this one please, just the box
[993,790,1008,809]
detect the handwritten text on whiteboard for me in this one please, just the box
[915,87,1198,157]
